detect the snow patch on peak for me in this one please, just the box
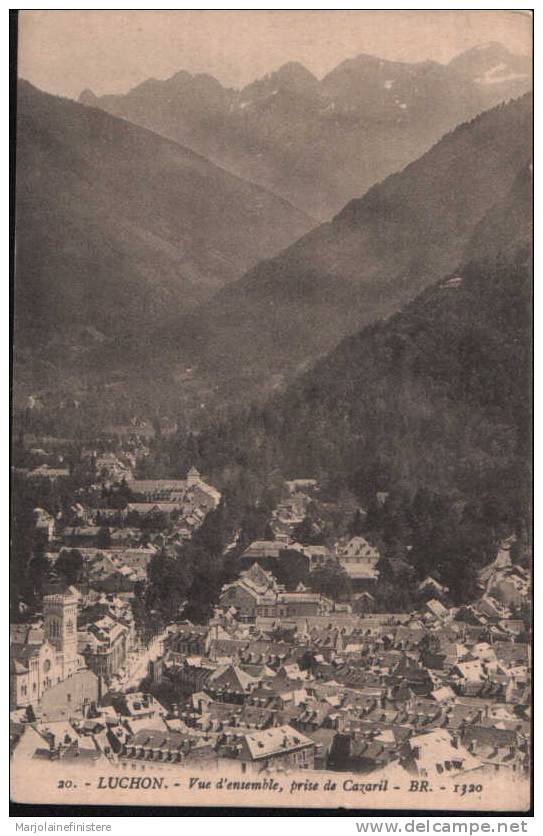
[475,63,528,85]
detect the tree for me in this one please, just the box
[292,515,324,545]
[349,509,366,537]
[272,550,310,591]
[27,546,51,602]
[96,526,112,548]
[145,549,193,624]
[183,545,225,624]
[308,560,352,601]
[192,500,228,556]
[55,549,84,586]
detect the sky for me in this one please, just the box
[17,10,532,100]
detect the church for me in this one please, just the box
[10,585,84,709]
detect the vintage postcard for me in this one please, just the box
[10,10,533,812]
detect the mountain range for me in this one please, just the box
[176,155,532,525]
[80,42,531,218]
[13,80,532,439]
[160,94,532,412]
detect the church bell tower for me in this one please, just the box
[43,587,79,676]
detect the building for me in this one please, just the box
[10,641,64,709]
[336,537,380,589]
[239,539,306,571]
[127,467,220,505]
[256,592,333,619]
[28,465,70,482]
[219,564,282,621]
[401,729,483,778]
[10,586,83,709]
[44,587,80,677]
[79,615,129,681]
[118,728,217,770]
[285,479,318,495]
[236,724,315,773]
[33,507,56,543]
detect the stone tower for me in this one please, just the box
[186,466,201,487]
[43,587,79,676]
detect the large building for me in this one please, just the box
[127,467,220,507]
[78,615,129,681]
[219,563,333,622]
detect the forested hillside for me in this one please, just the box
[165,95,532,405]
[149,163,532,605]
[13,80,311,406]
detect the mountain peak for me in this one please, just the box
[79,88,97,105]
[457,40,510,56]
[274,61,316,82]
[448,41,530,80]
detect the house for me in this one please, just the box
[418,576,449,599]
[10,722,47,767]
[425,599,450,621]
[166,624,207,658]
[306,727,336,769]
[107,691,167,721]
[118,728,216,769]
[285,479,318,495]
[336,536,380,562]
[127,468,220,506]
[219,564,281,621]
[33,508,56,542]
[302,545,335,570]
[28,465,70,482]
[206,665,260,702]
[78,615,129,681]
[350,591,375,614]
[336,537,380,588]
[169,657,218,696]
[31,718,102,762]
[476,596,511,622]
[339,561,380,588]
[239,539,306,570]
[461,725,526,775]
[401,729,483,778]
[62,527,102,546]
[256,592,333,619]
[235,724,314,773]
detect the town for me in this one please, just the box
[10,425,531,783]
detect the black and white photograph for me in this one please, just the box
[9,9,533,814]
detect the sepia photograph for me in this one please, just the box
[9,9,533,814]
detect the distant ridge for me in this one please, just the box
[13,80,313,374]
[80,44,531,217]
[164,94,532,409]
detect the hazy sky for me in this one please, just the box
[18,10,532,100]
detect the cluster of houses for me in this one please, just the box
[11,548,531,779]
[235,534,381,587]
[11,444,531,782]
[132,552,529,778]
[30,465,222,593]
